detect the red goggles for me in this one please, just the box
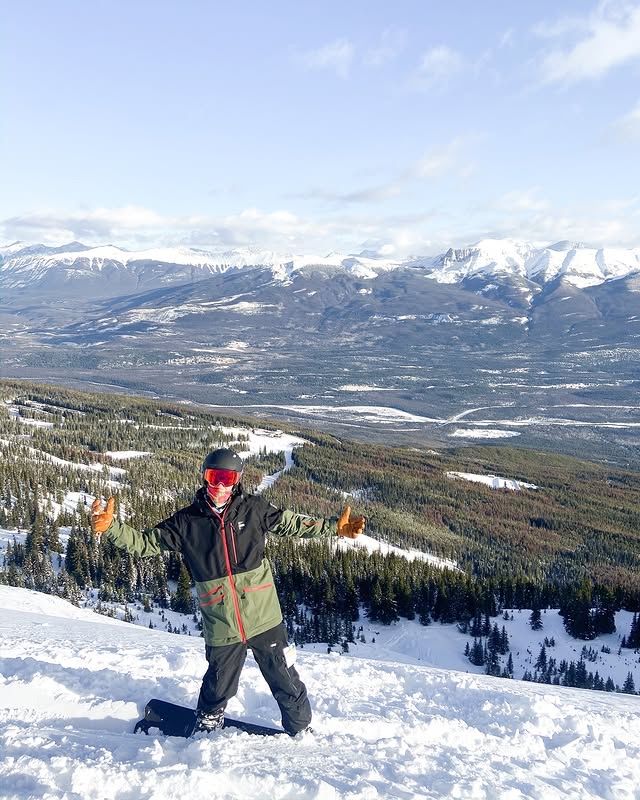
[203,467,241,487]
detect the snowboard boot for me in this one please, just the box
[195,708,224,733]
[288,724,314,738]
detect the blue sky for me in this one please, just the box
[2,0,640,255]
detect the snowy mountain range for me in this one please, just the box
[0,240,399,291]
[2,236,640,466]
[2,237,640,292]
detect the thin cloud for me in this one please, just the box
[499,28,515,48]
[536,1,640,84]
[1,206,331,252]
[411,45,464,90]
[411,139,470,179]
[364,28,407,67]
[498,188,549,213]
[299,38,355,79]
[4,194,640,257]
[612,99,640,140]
[1,206,168,245]
[300,183,404,205]
[297,139,475,207]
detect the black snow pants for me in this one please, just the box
[197,622,312,734]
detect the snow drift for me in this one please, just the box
[1,586,640,799]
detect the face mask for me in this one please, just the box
[206,483,235,507]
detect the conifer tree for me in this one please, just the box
[529,608,543,631]
[624,614,640,649]
[172,563,194,614]
[623,672,636,694]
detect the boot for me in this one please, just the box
[195,708,224,732]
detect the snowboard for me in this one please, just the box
[134,698,287,738]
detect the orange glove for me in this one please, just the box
[91,496,115,535]
[337,505,365,539]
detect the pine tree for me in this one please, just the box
[623,672,636,694]
[535,645,547,672]
[171,563,194,614]
[624,614,640,649]
[24,512,54,592]
[561,580,596,640]
[46,518,62,554]
[469,638,485,666]
[529,607,543,631]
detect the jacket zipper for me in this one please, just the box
[213,507,247,643]
[230,521,239,564]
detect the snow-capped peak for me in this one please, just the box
[2,238,640,291]
[425,238,640,288]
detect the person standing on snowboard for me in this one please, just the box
[90,447,365,736]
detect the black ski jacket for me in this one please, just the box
[107,487,337,645]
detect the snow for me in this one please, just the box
[4,239,640,292]
[336,385,394,392]
[208,404,439,424]
[20,445,126,480]
[249,431,304,494]
[336,383,395,392]
[333,608,640,691]
[220,301,281,314]
[2,585,640,799]
[335,533,459,571]
[0,243,402,289]
[446,472,538,491]
[427,238,640,289]
[449,428,521,439]
[6,406,54,428]
[216,426,308,462]
[104,451,151,460]
[41,491,96,519]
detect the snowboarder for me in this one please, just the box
[91,447,365,736]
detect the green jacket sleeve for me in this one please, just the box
[267,508,338,540]
[106,514,183,558]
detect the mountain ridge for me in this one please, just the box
[3,237,640,293]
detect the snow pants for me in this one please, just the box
[197,622,312,734]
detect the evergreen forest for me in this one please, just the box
[1,379,639,695]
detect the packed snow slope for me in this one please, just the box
[2,587,640,800]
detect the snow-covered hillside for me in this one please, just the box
[0,241,400,289]
[1,586,639,800]
[426,238,640,288]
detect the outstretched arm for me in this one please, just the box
[91,496,182,557]
[266,503,365,540]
